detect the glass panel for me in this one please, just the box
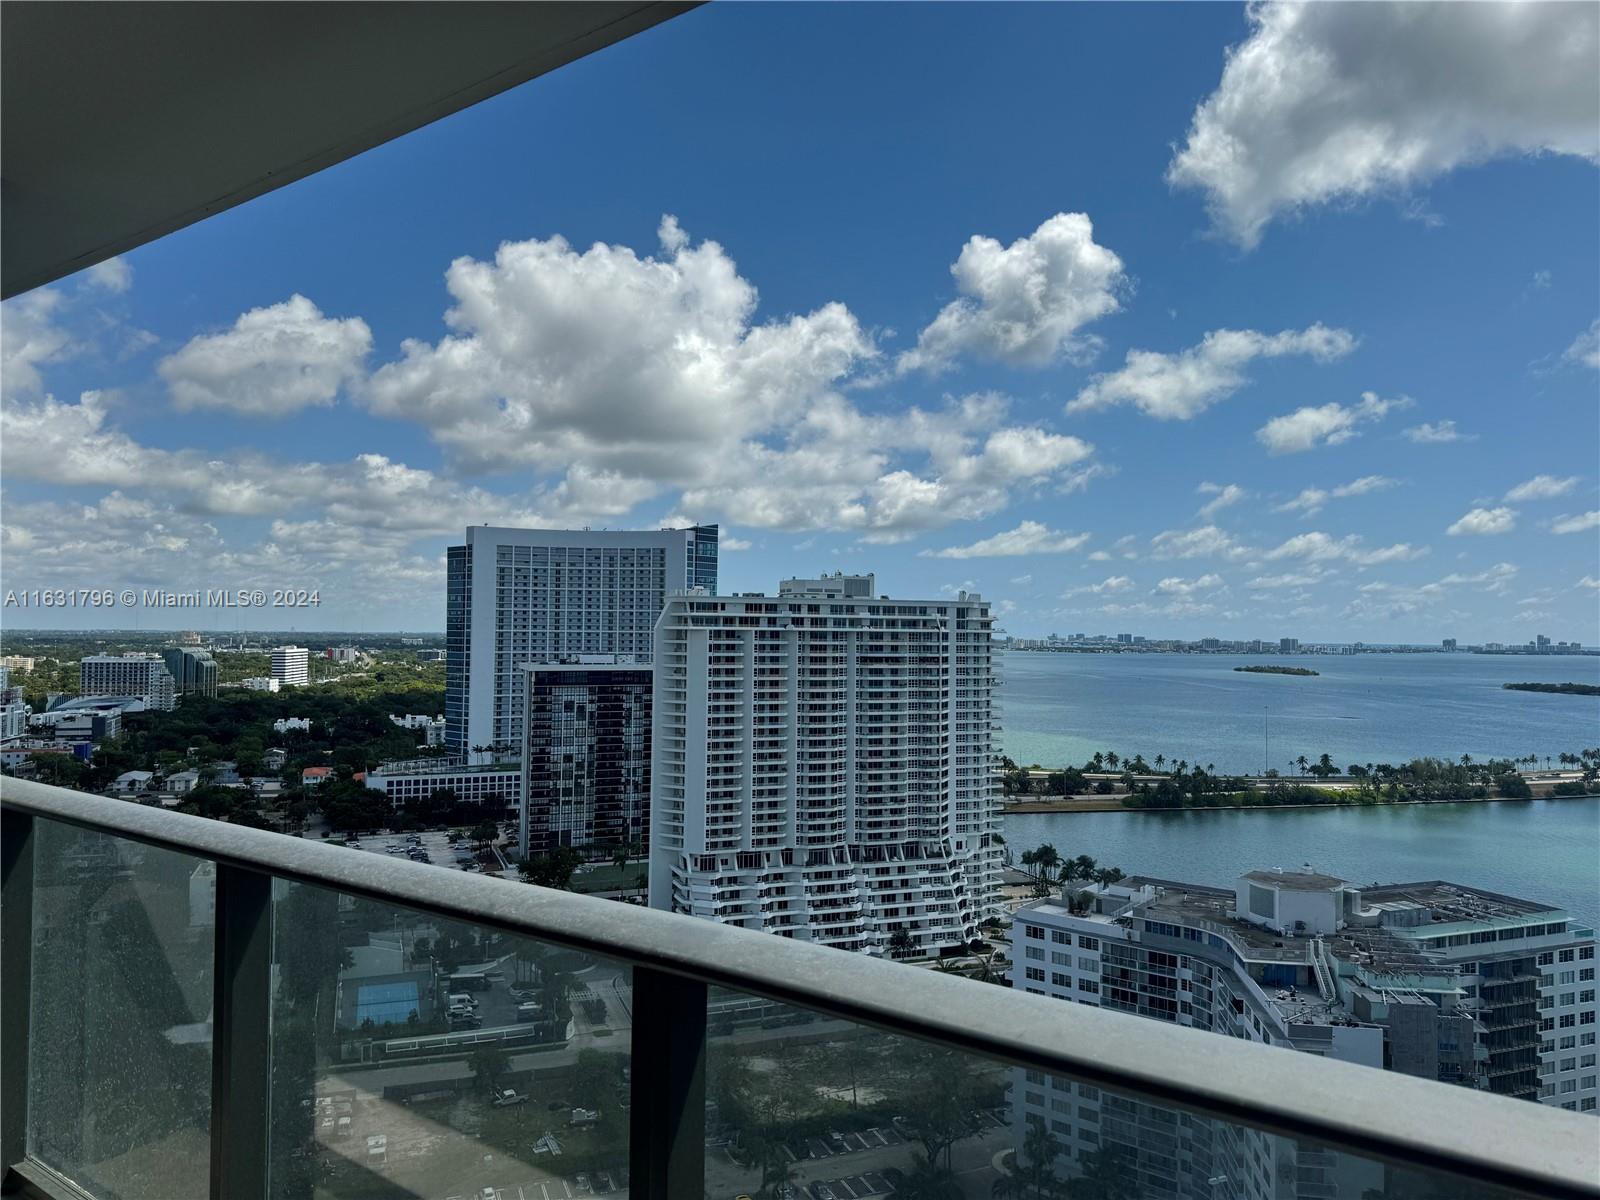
[705,991,1010,1200]
[703,990,1525,1200]
[267,882,632,1199]
[27,818,214,1200]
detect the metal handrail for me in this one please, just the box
[2,776,1597,1200]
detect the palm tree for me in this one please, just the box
[1154,754,1165,772]
[1105,751,1120,770]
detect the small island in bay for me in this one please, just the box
[1234,665,1319,677]
[1503,682,1600,697]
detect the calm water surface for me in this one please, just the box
[1001,650,1600,774]
[1002,799,1600,926]
[998,651,1600,922]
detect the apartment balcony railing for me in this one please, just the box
[2,778,1597,1200]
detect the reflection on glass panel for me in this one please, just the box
[267,883,632,1199]
[27,819,214,1200]
[705,991,1010,1200]
[703,987,1523,1200]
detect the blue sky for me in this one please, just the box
[3,3,1597,640]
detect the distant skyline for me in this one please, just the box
[2,4,1597,641]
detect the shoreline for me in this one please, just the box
[1001,792,1597,815]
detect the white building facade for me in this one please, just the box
[271,646,310,687]
[0,667,28,741]
[649,574,1001,956]
[363,759,522,812]
[78,654,176,711]
[444,524,718,755]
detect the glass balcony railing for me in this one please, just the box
[3,778,1597,1200]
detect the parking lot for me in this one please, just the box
[444,1171,628,1200]
[346,829,481,871]
[799,1126,903,1160]
[808,1173,894,1200]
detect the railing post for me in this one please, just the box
[629,966,706,1200]
[1,808,36,1187]
[210,864,273,1200]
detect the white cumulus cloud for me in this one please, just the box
[1562,319,1600,369]
[160,294,371,416]
[1504,474,1579,502]
[1265,531,1427,565]
[920,520,1091,559]
[1551,511,1600,535]
[364,218,1102,541]
[1069,324,1355,420]
[898,213,1126,373]
[1256,392,1404,454]
[1154,573,1224,596]
[1446,507,1517,536]
[1196,482,1248,519]
[84,256,133,293]
[1403,419,1473,444]
[1150,525,1250,561]
[1062,575,1134,597]
[1,290,72,397]
[1167,2,1600,247]
[1275,475,1398,517]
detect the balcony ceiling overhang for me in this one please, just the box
[0,1,695,299]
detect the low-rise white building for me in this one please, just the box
[111,770,155,795]
[242,676,280,693]
[389,714,446,746]
[364,758,521,812]
[273,717,313,734]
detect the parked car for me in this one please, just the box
[492,1088,526,1107]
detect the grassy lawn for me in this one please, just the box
[568,861,648,895]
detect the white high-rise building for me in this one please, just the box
[271,646,310,688]
[78,654,176,711]
[445,524,718,755]
[649,573,1002,956]
[0,666,28,741]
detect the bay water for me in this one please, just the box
[997,651,1600,923]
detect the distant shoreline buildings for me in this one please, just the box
[1003,633,1595,656]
